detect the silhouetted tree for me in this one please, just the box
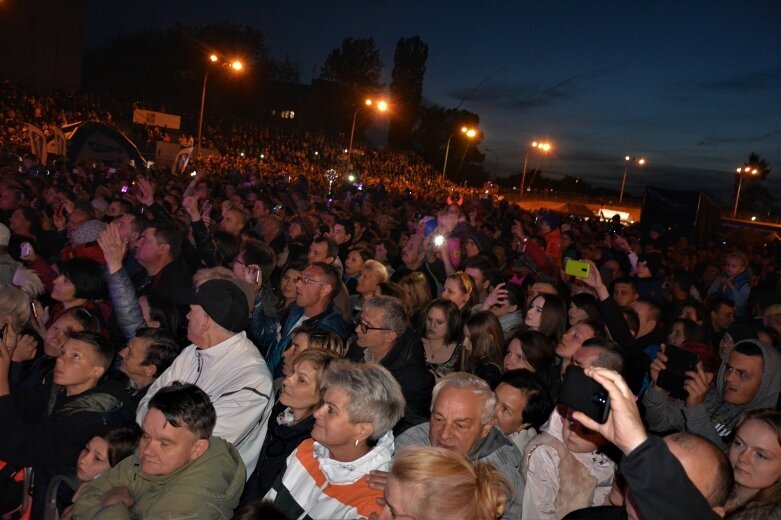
[319,37,383,91]
[388,36,428,149]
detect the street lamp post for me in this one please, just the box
[347,98,388,173]
[733,166,758,218]
[197,54,243,158]
[619,155,646,204]
[519,141,551,197]
[442,126,477,180]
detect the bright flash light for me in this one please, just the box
[465,128,477,138]
[209,54,218,62]
[638,158,646,165]
[376,100,389,112]
[625,155,631,161]
[751,216,757,221]
[348,174,356,182]
[231,60,243,71]
[365,99,373,106]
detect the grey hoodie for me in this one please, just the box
[643,339,781,446]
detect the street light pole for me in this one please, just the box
[733,166,758,218]
[519,141,552,198]
[196,54,242,159]
[619,155,646,204]
[347,99,387,174]
[442,126,477,180]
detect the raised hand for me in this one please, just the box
[649,345,669,391]
[97,222,128,275]
[683,362,713,408]
[135,178,155,207]
[571,367,648,455]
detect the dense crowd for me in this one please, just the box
[0,82,778,520]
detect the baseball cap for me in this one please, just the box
[173,279,249,333]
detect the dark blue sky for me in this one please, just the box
[86,1,781,202]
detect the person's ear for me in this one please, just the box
[321,284,332,297]
[159,243,170,256]
[91,365,106,382]
[480,419,493,438]
[357,423,374,443]
[148,319,161,328]
[143,363,157,379]
[712,506,725,518]
[189,438,209,461]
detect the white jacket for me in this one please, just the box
[137,331,274,477]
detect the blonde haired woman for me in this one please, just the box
[379,446,512,520]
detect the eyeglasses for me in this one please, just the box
[300,275,327,286]
[358,321,391,334]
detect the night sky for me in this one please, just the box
[86,1,781,203]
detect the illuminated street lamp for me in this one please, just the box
[519,141,552,197]
[619,155,646,204]
[442,126,478,179]
[347,98,389,173]
[197,54,244,157]
[733,166,758,218]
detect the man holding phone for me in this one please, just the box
[644,339,780,447]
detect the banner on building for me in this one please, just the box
[132,109,181,130]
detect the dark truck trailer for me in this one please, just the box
[640,186,721,242]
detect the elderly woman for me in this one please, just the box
[352,259,389,318]
[241,348,339,505]
[379,446,513,520]
[265,360,405,519]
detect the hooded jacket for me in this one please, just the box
[643,339,781,446]
[265,432,394,520]
[396,423,524,520]
[72,436,246,520]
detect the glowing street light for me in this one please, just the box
[347,97,389,173]
[733,166,759,217]
[442,126,478,179]
[197,54,244,157]
[619,155,647,204]
[519,140,553,197]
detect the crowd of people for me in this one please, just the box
[0,81,778,519]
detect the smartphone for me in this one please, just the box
[565,258,590,278]
[20,242,31,258]
[433,235,445,246]
[657,345,699,400]
[120,184,129,193]
[201,200,212,215]
[559,365,610,424]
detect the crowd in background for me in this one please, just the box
[0,81,778,519]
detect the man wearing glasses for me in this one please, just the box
[264,262,349,378]
[356,295,434,433]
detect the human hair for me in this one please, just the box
[0,285,31,329]
[360,259,389,284]
[363,295,408,337]
[320,360,405,443]
[509,330,555,376]
[241,238,277,282]
[577,319,607,340]
[463,312,504,373]
[665,432,734,507]
[729,409,781,515]
[141,294,184,337]
[580,338,626,372]
[59,306,102,333]
[636,298,662,325]
[706,293,735,314]
[334,218,355,238]
[348,245,372,263]
[212,231,240,268]
[16,206,43,237]
[373,238,399,265]
[57,258,107,300]
[311,235,339,259]
[134,327,182,377]
[300,329,347,358]
[570,292,602,324]
[612,276,639,296]
[432,372,496,425]
[389,446,513,520]
[447,271,476,308]
[150,222,184,259]
[65,330,114,372]
[726,251,749,268]
[621,307,640,337]
[420,298,462,345]
[671,318,708,345]
[399,271,432,315]
[99,424,143,467]
[309,262,341,302]
[733,340,763,358]
[148,382,217,440]
[533,293,567,343]
[290,348,340,406]
[462,255,497,285]
[231,501,290,520]
[498,369,554,431]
